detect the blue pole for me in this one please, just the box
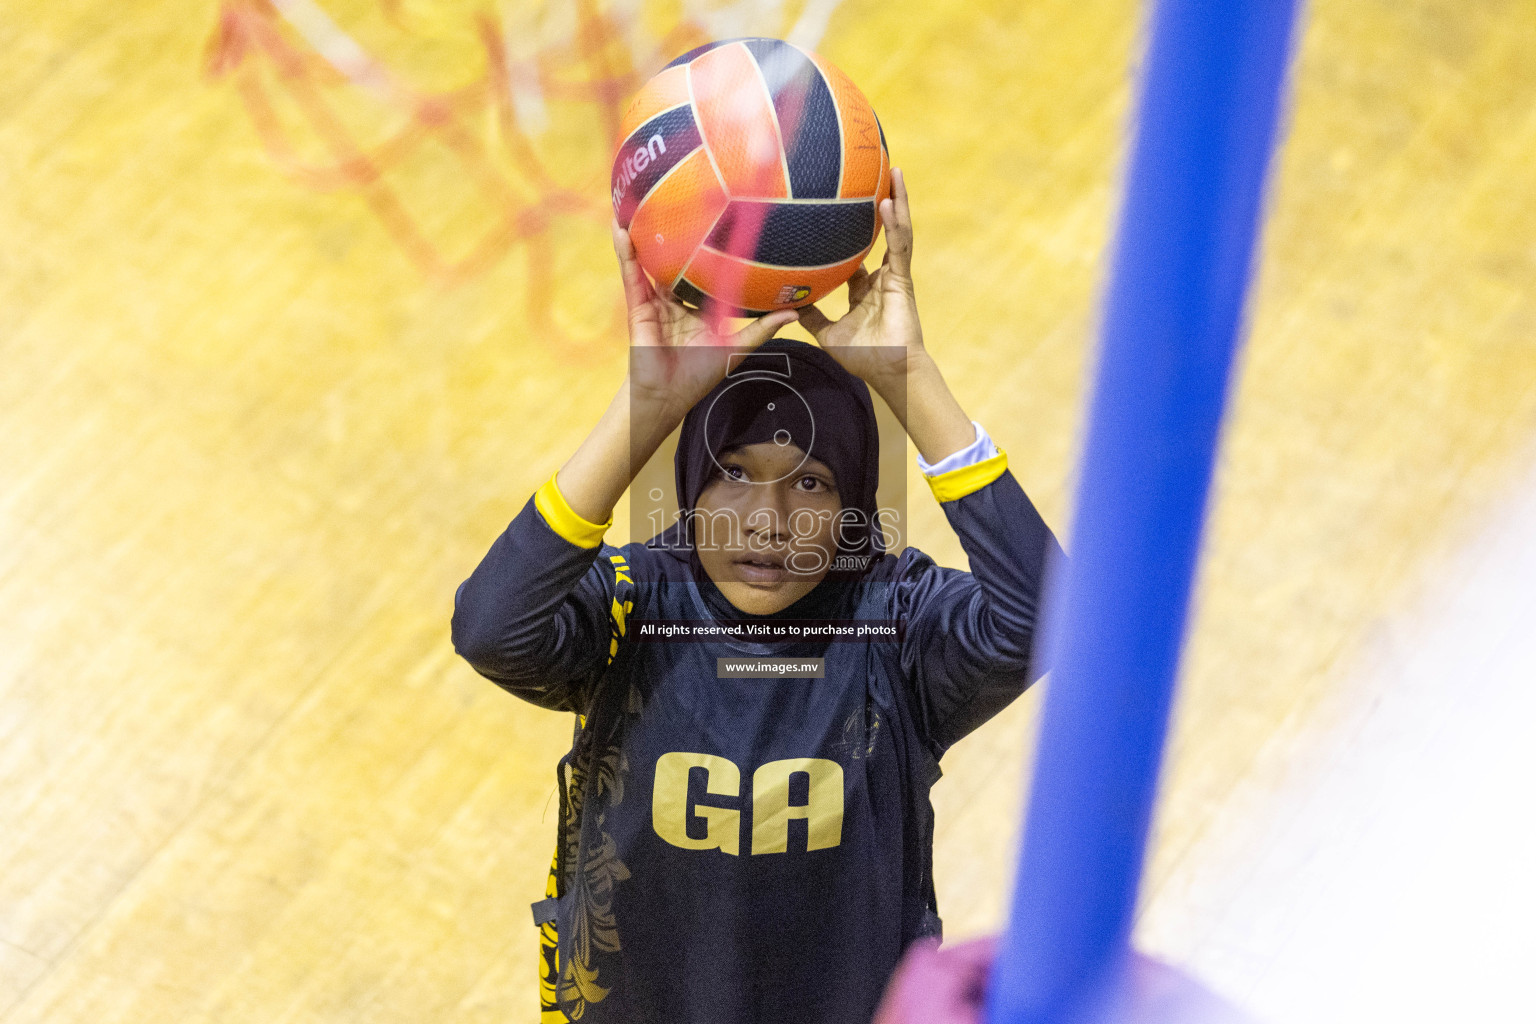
[987,3,1302,1023]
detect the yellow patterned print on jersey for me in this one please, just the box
[541,552,635,1021]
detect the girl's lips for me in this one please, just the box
[735,560,788,584]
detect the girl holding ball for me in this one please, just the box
[453,170,1063,1023]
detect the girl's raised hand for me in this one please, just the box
[797,167,924,391]
[614,220,797,427]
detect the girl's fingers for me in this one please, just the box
[612,220,656,309]
[882,167,914,278]
[729,309,799,350]
[695,295,735,338]
[797,304,833,338]
[891,167,911,224]
[656,291,691,327]
[847,265,873,305]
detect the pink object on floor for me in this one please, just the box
[872,938,1256,1024]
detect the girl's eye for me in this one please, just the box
[720,465,746,481]
[797,476,827,491]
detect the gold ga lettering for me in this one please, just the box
[651,752,844,856]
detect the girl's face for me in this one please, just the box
[693,441,843,615]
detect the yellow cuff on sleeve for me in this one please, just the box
[534,474,612,548]
[925,447,1009,503]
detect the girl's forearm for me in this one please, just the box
[554,380,677,526]
[876,351,979,465]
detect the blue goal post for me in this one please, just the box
[987,3,1304,1022]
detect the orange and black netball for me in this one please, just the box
[611,38,891,316]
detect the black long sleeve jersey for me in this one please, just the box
[451,454,1061,1024]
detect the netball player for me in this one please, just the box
[452,170,1063,1023]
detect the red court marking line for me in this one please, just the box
[203,0,742,355]
[201,0,681,350]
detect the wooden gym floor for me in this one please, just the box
[2,0,1533,1019]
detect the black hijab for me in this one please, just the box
[647,337,883,622]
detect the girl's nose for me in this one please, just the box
[746,487,792,539]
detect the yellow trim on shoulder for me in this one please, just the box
[925,447,1009,503]
[534,474,613,548]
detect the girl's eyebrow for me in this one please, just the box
[716,447,834,478]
